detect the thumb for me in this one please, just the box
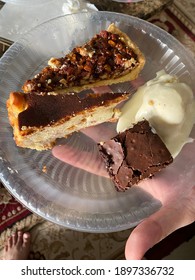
[125,205,194,260]
[125,217,163,260]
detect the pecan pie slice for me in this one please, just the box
[22,24,145,94]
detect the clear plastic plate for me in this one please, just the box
[3,0,54,5]
[0,11,195,233]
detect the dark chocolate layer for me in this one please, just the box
[98,120,173,191]
[18,92,128,129]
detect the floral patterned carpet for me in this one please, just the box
[0,0,195,260]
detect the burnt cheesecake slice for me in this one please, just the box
[22,24,145,95]
[98,120,173,191]
[7,91,129,150]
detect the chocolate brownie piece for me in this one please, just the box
[98,120,173,191]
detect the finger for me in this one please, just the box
[81,123,116,143]
[130,76,145,90]
[7,236,12,248]
[12,232,17,245]
[52,144,109,177]
[22,232,31,248]
[92,86,113,94]
[17,231,23,246]
[125,205,195,260]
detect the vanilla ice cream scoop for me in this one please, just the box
[117,70,195,158]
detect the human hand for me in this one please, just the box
[52,123,195,260]
[125,140,195,259]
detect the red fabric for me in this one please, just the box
[0,183,32,233]
[165,8,195,41]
